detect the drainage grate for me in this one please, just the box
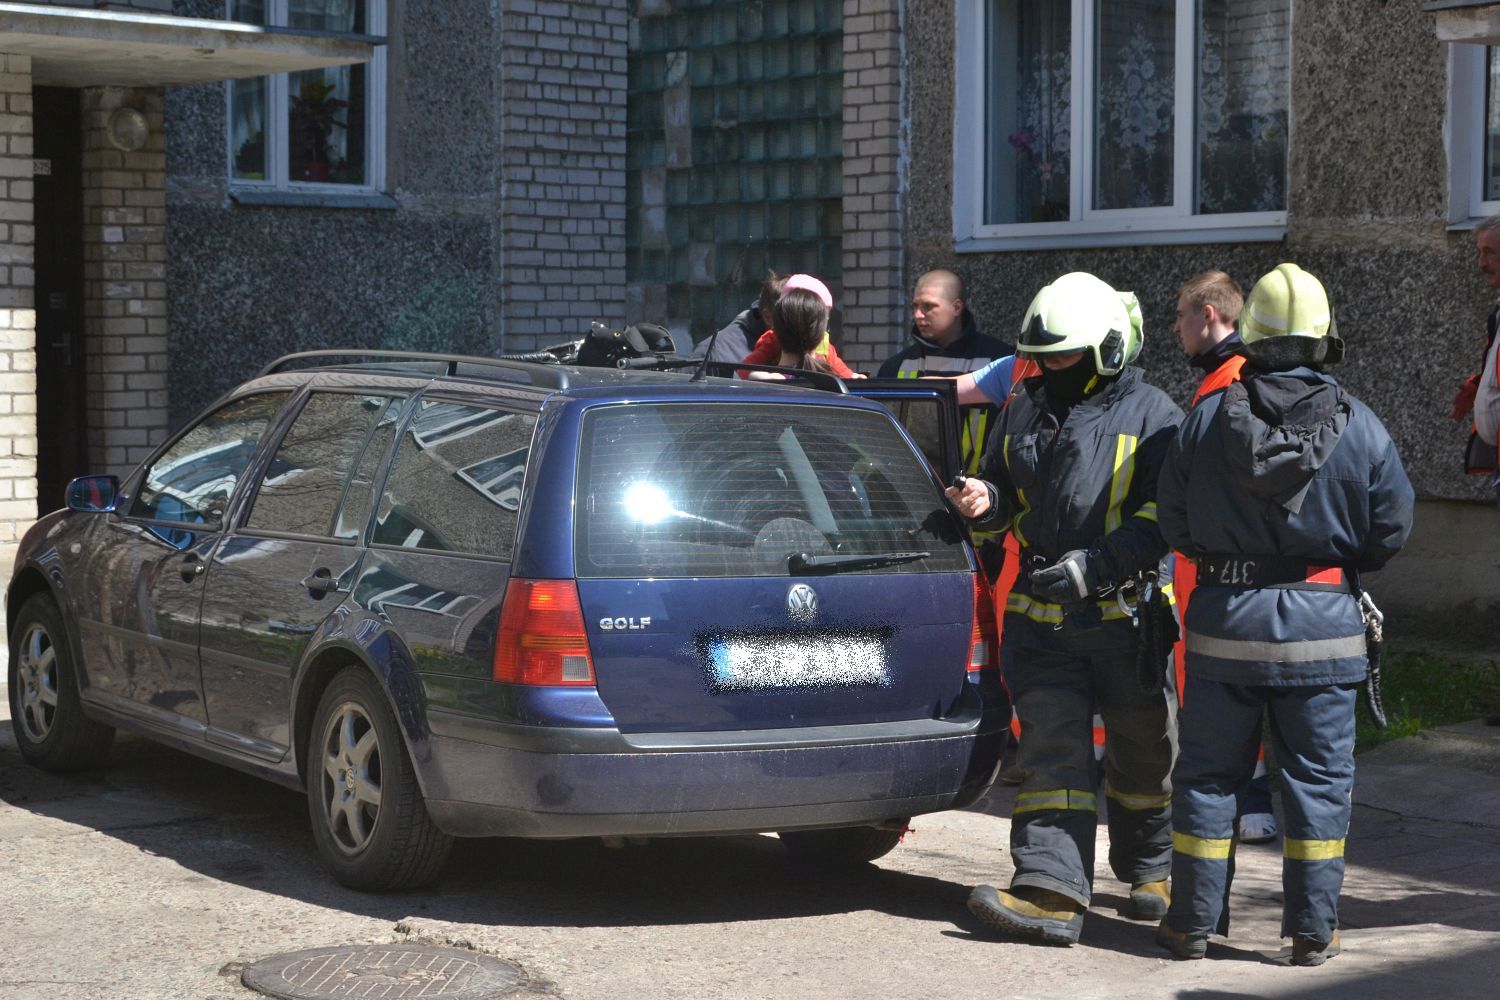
[241,945,526,1000]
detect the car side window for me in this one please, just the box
[332,396,406,540]
[129,392,290,526]
[370,400,536,560]
[245,392,401,538]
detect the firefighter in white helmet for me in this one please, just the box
[1155,263,1413,964]
[946,272,1183,945]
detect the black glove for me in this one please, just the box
[1029,549,1100,603]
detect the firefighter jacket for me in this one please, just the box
[1158,367,1414,687]
[974,366,1183,632]
[879,313,1014,475]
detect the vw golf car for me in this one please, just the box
[7,351,1008,890]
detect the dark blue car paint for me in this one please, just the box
[9,367,1009,840]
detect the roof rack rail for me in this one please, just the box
[254,349,575,389]
[701,360,849,393]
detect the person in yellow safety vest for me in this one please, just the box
[881,270,1015,578]
[947,272,1182,947]
[944,354,1041,782]
[1170,270,1279,845]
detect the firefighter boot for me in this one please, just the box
[1127,880,1171,921]
[967,884,1085,945]
[1291,930,1341,966]
[1155,919,1208,960]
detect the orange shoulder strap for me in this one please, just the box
[1189,354,1247,407]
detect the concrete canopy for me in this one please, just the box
[1426,1,1500,44]
[0,2,378,88]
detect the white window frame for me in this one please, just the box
[1448,42,1499,227]
[954,0,1288,252]
[225,0,387,196]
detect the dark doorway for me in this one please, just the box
[34,87,88,512]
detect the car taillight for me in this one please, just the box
[494,578,596,686]
[968,574,999,673]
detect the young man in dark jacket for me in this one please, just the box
[692,273,786,366]
[1155,263,1414,965]
[946,272,1183,946]
[880,269,1014,476]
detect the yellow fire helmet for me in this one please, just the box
[1017,272,1143,377]
[1240,262,1345,369]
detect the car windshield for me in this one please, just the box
[574,402,970,579]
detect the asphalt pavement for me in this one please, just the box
[2,680,1499,1000]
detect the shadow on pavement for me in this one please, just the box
[0,730,973,930]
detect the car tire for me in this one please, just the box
[8,592,114,771]
[306,667,453,891]
[777,822,908,865]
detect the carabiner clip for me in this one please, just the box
[1357,591,1385,643]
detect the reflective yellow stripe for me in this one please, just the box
[1104,434,1138,534]
[1285,838,1346,861]
[1003,434,1031,547]
[1173,831,1233,859]
[962,408,989,475]
[1006,593,1063,624]
[896,369,918,379]
[1132,501,1158,523]
[1015,789,1097,814]
[1005,593,1134,625]
[1106,788,1172,811]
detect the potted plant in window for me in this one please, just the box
[289,77,348,183]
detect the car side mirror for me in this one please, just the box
[66,475,121,513]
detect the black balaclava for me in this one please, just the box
[1040,352,1101,419]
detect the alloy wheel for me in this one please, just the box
[15,622,58,744]
[318,700,384,856]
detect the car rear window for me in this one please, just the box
[575,402,970,579]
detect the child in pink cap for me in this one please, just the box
[738,273,861,378]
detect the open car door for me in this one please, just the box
[846,378,965,485]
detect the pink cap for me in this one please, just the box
[782,273,834,310]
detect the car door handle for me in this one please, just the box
[301,568,339,598]
[180,555,205,583]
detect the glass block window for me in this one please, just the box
[226,0,386,192]
[627,0,843,343]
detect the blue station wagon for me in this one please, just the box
[7,352,1009,889]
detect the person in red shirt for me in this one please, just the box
[738,274,861,378]
[743,285,836,381]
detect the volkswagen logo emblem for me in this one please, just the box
[786,583,818,620]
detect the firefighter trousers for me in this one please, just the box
[1166,678,1357,942]
[1002,616,1178,907]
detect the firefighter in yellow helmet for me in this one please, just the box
[1155,263,1413,964]
[946,272,1183,945]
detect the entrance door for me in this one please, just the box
[34,87,88,514]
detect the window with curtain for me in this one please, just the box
[959,0,1289,249]
[227,1,386,191]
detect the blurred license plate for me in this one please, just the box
[706,635,889,691]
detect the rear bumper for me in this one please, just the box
[419,708,1008,839]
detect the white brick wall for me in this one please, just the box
[81,86,169,479]
[497,0,629,350]
[0,53,37,586]
[839,0,907,366]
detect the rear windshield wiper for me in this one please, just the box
[787,551,931,575]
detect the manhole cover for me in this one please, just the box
[242,945,526,1000]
